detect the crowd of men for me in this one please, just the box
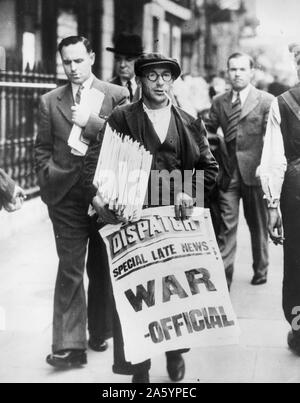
[2,33,300,383]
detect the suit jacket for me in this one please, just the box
[207,85,274,188]
[110,76,141,102]
[83,100,218,204]
[35,77,129,206]
[0,169,15,210]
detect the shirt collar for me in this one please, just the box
[71,73,95,94]
[142,100,172,114]
[232,84,252,105]
[120,76,135,86]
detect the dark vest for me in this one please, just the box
[152,112,182,171]
[145,111,182,206]
[278,86,300,162]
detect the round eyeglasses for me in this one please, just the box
[144,71,173,82]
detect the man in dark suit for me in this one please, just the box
[107,33,144,102]
[268,76,289,97]
[260,43,300,356]
[206,52,274,288]
[35,36,129,368]
[0,169,25,212]
[83,53,218,383]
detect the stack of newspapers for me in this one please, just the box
[93,124,153,221]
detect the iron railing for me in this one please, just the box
[0,70,56,195]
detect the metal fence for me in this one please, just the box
[0,69,56,195]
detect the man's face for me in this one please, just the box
[115,53,136,81]
[115,54,136,81]
[137,67,174,109]
[227,56,253,91]
[60,42,95,85]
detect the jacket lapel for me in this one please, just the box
[124,101,161,154]
[90,78,109,117]
[57,84,74,124]
[239,86,260,121]
[290,84,300,104]
[172,106,198,170]
[123,101,144,141]
[132,86,141,103]
[56,78,108,124]
[90,77,107,94]
[223,91,233,117]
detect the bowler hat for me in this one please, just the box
[135,53,181,80]
[106,33,144,57]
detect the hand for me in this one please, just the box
[92,194,125,225]
[175,192,194,220]
[4,185,26,212]
[71,104,91,128]
[268,208,284,245]
[14,185,26,200]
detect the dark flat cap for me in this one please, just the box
[135,53,181,79]
[106,33,144,57]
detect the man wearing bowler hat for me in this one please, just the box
[107,32,144,102]
[83,53,218,382]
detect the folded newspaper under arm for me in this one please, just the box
[68,124,89,156]
[92,124,153,221]
[68,88,105,156]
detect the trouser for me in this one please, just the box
[48,186,112,352]
[217,167,269,287]
[87,218,113,341]
[208,185,222,237]
[281,162,300,326]
[112,301,188,376]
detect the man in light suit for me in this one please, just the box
[35,36,129,368]
[206,52,274,288]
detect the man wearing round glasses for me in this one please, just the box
[83,53,218,383]
[139,69,173,108]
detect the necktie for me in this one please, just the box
[75,84,84,105]
[127,80,133,102]
[225,92,242,143]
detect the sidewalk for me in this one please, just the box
[0,199,299,383]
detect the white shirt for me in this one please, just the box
[120,77,137,97]
[232,84,252,106]
[71,74,95,105]
[143,102,172,144]
[259,98,287,201]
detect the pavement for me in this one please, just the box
[0,199,299,383]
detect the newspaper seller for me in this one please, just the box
[83,53,218,383]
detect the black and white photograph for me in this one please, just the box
[1,0,300,385]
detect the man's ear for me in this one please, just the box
[90,52,96,66]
